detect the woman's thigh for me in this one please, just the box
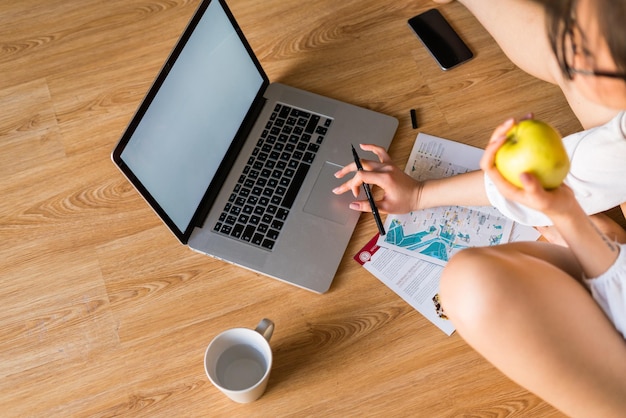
[440,243,626,417]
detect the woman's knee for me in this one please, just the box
[440,247,514,331]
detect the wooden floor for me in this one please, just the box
[1,0,589,416]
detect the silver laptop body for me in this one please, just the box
[112,0,397,293]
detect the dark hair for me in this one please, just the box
[596,0,626,73]
[544,0,626,76]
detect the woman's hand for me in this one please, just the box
[480,118,577,219]
[332,144,422,214]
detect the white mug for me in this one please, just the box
[204,318,274,403]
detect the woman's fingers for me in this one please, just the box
[358,143,393,164]
[480,118,515,173]
[332,143,420,214]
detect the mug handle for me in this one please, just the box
[255,318,274,342]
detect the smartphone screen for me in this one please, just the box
[408,9,473,70]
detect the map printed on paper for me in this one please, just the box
[383,206,511,266]
[377,134,513,266]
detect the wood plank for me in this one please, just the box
[0,0,586,416]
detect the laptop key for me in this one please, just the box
[276,208,289,220]
[231,224,244,238]
[271,219,284,230]
[282,163,310,209]
[242,225,255,242]
[305,115,320,134]
[252,233,264,246]
[316,126,327,135]
[303,152,316,164]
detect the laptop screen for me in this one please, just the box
[113,0,265,240]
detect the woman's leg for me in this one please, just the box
[440,242,626,417]
[453,0,620,129]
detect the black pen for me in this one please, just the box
[351,144,386,236]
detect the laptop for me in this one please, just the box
[111,0,398,293]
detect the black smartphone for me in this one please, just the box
[408,8,473,70]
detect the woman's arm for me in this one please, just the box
[332,144,490,214]
[549,204,620,278]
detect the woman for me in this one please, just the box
[333,0,626,415]
[334,0,626,238]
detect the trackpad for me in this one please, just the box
[303,161,355,225]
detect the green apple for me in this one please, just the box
[494,119,570,189]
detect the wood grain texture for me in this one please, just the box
[1,0,597,416]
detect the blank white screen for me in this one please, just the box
[121,1,264,231]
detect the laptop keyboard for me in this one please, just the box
[213,103,332,250]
